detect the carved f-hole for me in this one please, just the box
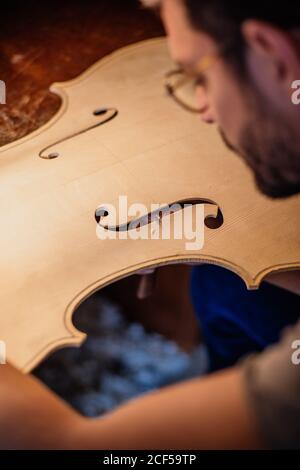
[39,107,118,159]
[95,198,224,232]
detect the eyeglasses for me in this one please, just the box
[164,45,233,113]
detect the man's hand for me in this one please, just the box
[0,363,84,449]
[0,361,264,449]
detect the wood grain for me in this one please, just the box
[0,38,299,373]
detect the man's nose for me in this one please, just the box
[195,87,216,124]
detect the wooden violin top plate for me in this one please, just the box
[0,38,299,372]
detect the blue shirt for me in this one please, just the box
[190,265,300,372]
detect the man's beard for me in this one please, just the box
[218,94,300,199]
[219,121,300,198]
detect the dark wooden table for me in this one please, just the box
[0,0,163,145]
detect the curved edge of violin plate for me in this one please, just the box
[0,37,166,157]
[14,258,300,374]
[14,321,86,375]
[49,37,167,93]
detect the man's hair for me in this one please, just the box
[141,0,300,72]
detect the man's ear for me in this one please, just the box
[241,20,300,88]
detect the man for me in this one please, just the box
[0,0,299,449]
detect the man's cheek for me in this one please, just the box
[215,98,236,141]
[195,86,209,110]
[219,93,246,142]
